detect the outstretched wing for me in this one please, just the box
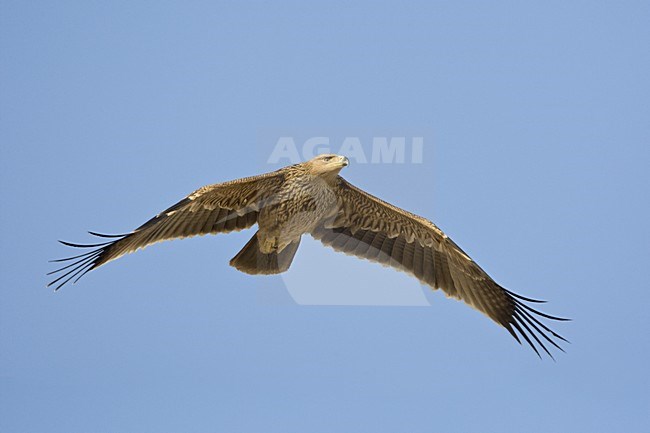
[311,176,568,358]
[48,170,286,290]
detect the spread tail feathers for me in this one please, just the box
[229,232,300,275]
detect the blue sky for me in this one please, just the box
[1,1,649,432]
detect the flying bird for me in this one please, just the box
[49,154,568,357]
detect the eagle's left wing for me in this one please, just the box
[311,176,568,358]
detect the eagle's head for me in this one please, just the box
[306,154,349,178]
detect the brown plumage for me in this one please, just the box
[49,154,568,358]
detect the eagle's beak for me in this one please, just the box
[340,156,349,166]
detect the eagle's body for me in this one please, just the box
[49,154,568,358]
[256,165,339,254]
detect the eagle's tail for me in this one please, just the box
[229,231,301,275]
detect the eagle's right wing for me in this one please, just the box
[48,170,286,290]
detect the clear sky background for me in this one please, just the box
[2,1,649,432]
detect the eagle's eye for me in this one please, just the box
[323,156,334,161]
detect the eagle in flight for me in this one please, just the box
[49,154,568,358]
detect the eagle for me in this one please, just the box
[49,154,568,357]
